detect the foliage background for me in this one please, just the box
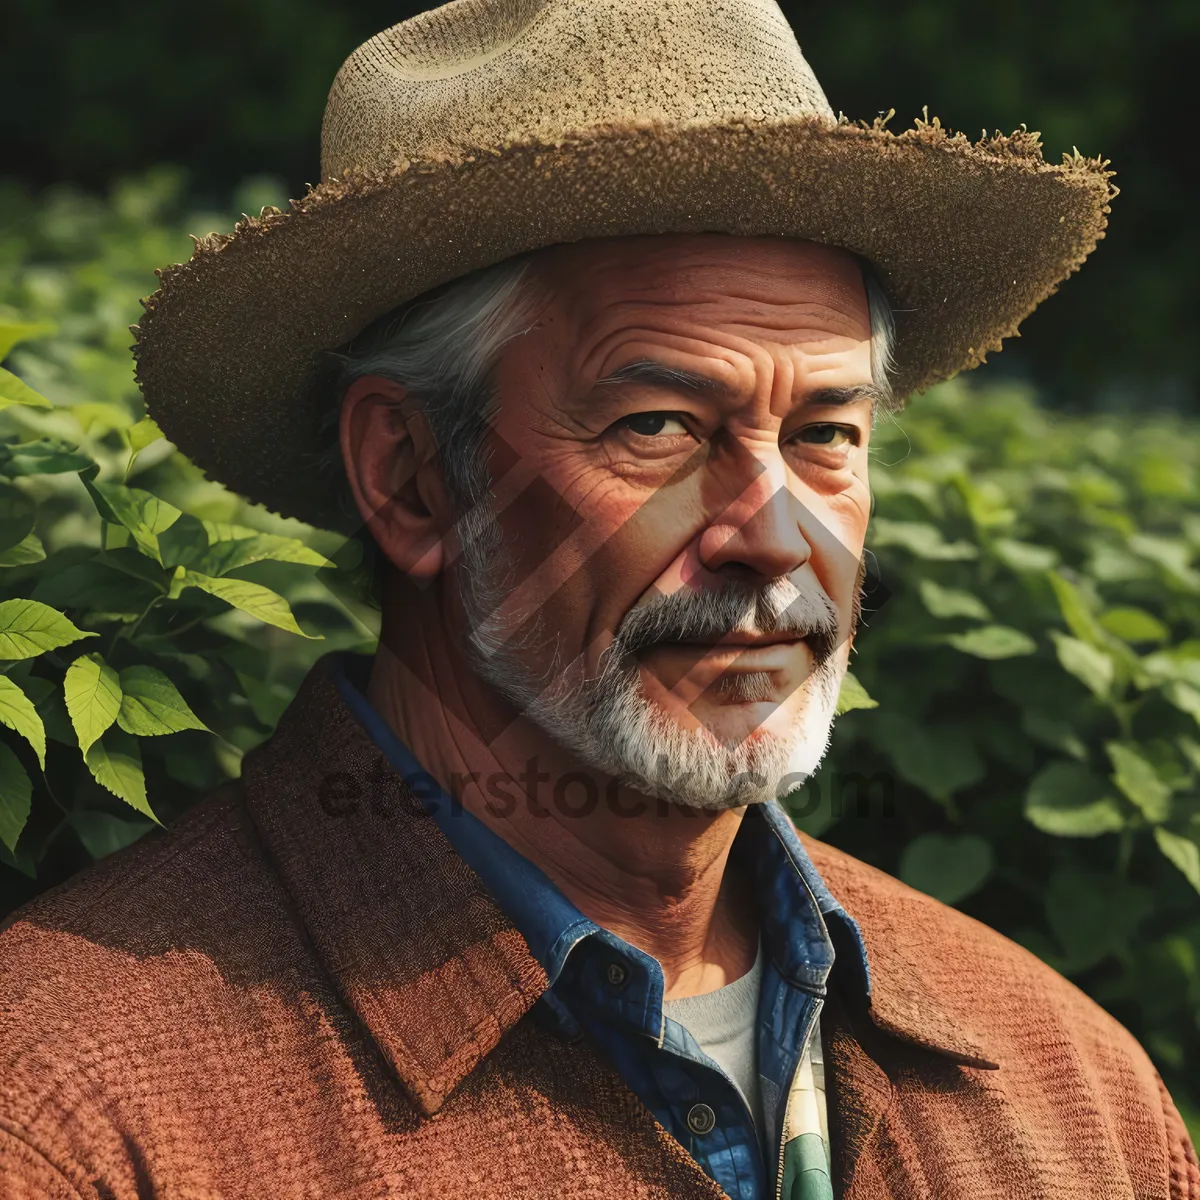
[1,0,1197,1142]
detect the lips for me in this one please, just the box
[663,633,808,651]
[693,633,805,648]
[638,635,811,673]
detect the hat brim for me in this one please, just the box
[133,115,1114,533]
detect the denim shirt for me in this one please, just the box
[333,654,870,1199]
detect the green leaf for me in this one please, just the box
[30,557,160,615]
[1051,631,1114,698]
[1177,735,1200,774]
[1045,867,1152,973]
[116,665,209,736]
[0,676,46,768]
[1129,534,1200,589]
[126,416,165,455]
[835,670,878,715]
[64,652,122,756]
[0,742,33,853]
[1025,761,1125,837]
[1020,710,1088,760]
[1163,681,1200,727]
[175,570,321,638]
[899,833,994,905]
[1047,571,1109,648]
[84,730,158,822]
[82,479,181,564]
[0,532,45,567]
[0,320,56,361]
[0,835,36,878]
[1107,741,1172,823]
[68,809,155,860]
[1141,646,1200,689]
[235,671,294,729]
[101,546,169,590]
[917,579,992,621]
[199,521,262,542]
[0,439,95,477]
[0,367,53,411]
[0,483,37,553]
[1155,828,1200,894]
[0,599,95,660]
[944,625,1037,659]
[953,474,1015,533]
[869,519,978,560]
[991,538,1059,572]
[1098,607,1170,644]
[195,532,331,576]
[868,713,985,804]
[72,402,133,435]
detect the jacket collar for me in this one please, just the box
[241,655,997,1117]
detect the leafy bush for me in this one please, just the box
[1,172,1197,1131]
[0,171,373,912]
[812,382,1200,1130]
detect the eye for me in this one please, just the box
[618,412,691,438]
[793,423,857,447]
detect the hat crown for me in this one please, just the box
[321,0,834,180]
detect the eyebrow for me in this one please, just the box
[593,359,885,411]
[805,383,889,410]
[593,359,734,399]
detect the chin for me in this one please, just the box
[471,605,847,812]
[591,662,845,813]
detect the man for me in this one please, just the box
[0,1,1193,1198]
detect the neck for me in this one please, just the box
[367,600,761,999]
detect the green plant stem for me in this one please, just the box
[38,765,69,817]
[153,610,212,639]
[1116,827,1134,882]
[107,594,163,657]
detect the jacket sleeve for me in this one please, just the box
[0,1128,86,1200]
[1158,1072,1200,1200]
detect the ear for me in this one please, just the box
[339,375,452,581]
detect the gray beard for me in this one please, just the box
[452,495,848,811]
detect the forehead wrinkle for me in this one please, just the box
[568,304,870,384]
[573,321,748,397]
[518,251,872,431]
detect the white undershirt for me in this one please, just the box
[662,936,767,1147]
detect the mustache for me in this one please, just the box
[611,578,841,668]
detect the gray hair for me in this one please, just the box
[318,245,897,592]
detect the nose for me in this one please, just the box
[697,451,813,581]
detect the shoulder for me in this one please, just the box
[0,785,308,1143]
[801,832,1200,1196]
[0,782,281,979]
[800,831,1137,1053]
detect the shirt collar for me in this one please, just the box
[333,651,869,1003]
[333,651,597,986]
[241,652,998,1118]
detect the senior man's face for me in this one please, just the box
[455,234,875,808]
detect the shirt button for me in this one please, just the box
[605,962,628,988]
[686,1103,716,1136]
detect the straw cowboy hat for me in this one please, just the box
[132,0,1115,534]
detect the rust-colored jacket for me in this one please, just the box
[1,658,1196,1199]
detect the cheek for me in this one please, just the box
[571,476,723,645]
[492,459,698,640]
[805,482,871,615]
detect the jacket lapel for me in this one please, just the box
[802,835,999,1073]
[240,655,548,1116]
[805,837,1001,1196]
